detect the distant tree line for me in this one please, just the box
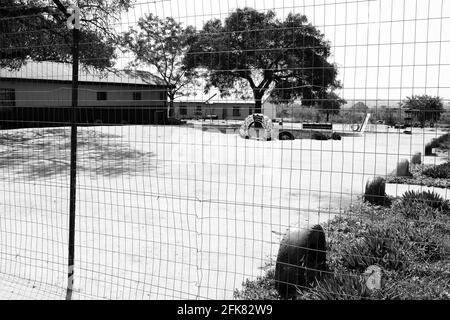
[276,95,446,126]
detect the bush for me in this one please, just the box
[402,190,450,213]
[422,161,450,179]
[364,177,390,206]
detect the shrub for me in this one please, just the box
[411,153,422,165]
[402,190,450,213]
[364,177,390,206]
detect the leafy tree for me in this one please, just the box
[183,7,340,113]
[351,102,369,114]
[401,95,444,126]
[317,92,346,122]
[0,0,132,70]
[121,14,195,116]
[385,107,400,127]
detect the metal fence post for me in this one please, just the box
[66,4,80,301]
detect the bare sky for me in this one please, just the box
[115,0,450,104]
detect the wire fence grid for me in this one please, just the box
[0,0,449,300]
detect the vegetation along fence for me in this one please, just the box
[0,0,449,300]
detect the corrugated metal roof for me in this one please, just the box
[0,61,166,86]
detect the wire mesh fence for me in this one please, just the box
[0,0,449,300]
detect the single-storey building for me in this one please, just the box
[173,100,254,120]
[0,61,169,128]
[173,95,277,120]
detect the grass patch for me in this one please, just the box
[386,163,450,189]
[423,161,450,179]
[234,268,280,300]
[425,133,450,156]
[234,201,450,300]
[402,190,450,214]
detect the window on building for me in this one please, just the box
[0,88,15,107]
[133,92,142,101]
[233,106,241,116]
[159,91,166,102]
[195,105,202,115]
[97,91,107,101]
[179,106,187,115]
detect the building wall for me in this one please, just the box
[0,80,164,108]
[262,102,277,119]
[173,102,254,120]
[0,80,168,127]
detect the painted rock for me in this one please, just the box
[274,225,326,299]
[364,265,383,291]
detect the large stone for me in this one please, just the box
[274,225,326,299]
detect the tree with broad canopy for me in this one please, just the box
[401,95,444,127]
[183,7,341,113]
[317,92,347,122]
[0,0,132,70]
[121,14,196,117]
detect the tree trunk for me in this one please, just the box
[326,112,330,122]
[167,94,174,118]
[254,91,263,114]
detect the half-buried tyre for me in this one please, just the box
[279,131,294,140]
[275,225,326,299]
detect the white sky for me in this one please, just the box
[114,0,450,104]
